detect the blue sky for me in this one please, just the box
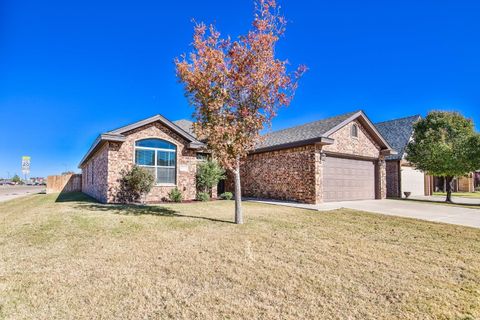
[1,0,479,177]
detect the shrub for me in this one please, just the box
[115,165,155,203]
[168,187,183,202]
[11,174,21,184]
[220,192,233,200]
[197,192,210,202]
[196,160,225,195]
[475,186,480,192]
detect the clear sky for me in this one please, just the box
[1,0,479,178]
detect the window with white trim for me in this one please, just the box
[135,139,176,184]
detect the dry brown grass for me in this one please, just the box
[1,193,479,320]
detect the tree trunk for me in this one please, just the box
[445,176,454,203]
[233,159,243,224]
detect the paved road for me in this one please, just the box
[0,185,45,202]
[248,198,480,229]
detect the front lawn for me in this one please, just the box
[434,191,480,199]
[1,193,479,319]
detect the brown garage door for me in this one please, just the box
[323,156,376,202]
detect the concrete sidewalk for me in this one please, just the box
[410,195,480,205]
[246,198,480,229]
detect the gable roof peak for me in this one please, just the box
[376,114,421,125]
[375,114,421,160]
[255,109,393,153]
[79,114,204,168]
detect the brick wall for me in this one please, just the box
[241,145,318,204]
[385,160,400,198]
[238,119,387,204]
[81,143,109,203]
[322,120,381,158]
[81,122,204,203]
[106,122,200,203]
[376,159,387,199]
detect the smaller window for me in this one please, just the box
[351,124,358,138]
[196,153,209,161]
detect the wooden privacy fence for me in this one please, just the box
[47,174,82,194]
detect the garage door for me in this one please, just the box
[323,156,376,202]
[401,166,425,196]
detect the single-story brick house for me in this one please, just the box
[79,115,208,203]
[79,110,395,204]
[375,115,431,198]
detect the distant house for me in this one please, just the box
[431,174,476,193]
[375,115,429,198]
[79,110,395,204]
[376,115,478,197]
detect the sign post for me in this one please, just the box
[22,156,31,182]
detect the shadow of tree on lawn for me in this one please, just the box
[55,192,234,224]
[75,202,234,224]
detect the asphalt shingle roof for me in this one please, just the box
[173,119,195,136]
[173,112,363,151]
[375,115,421,160]
[255,111,359,150]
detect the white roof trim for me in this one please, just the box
[79,114,205,168]
[78,134,126,168]
[107,114,201,144]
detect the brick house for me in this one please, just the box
[375,115,431,198]
[79,115,207,203]
[236,110,394,204]
[79,110,394,204]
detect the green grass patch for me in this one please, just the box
[433,191,480,199]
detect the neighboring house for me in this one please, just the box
[238,110,394,204]
[79,115,207,203]
[430,175,476,193]
[375,115,430,198]
[376,115,478,197]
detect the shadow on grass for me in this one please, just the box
[76,202,234,224]
[55,192,97,203]
[55,192,234,223]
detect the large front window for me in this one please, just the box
[135,139,176,185]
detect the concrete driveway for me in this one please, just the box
[247,198,480,229]
[328,199,480,228]
[0,185,45,202]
